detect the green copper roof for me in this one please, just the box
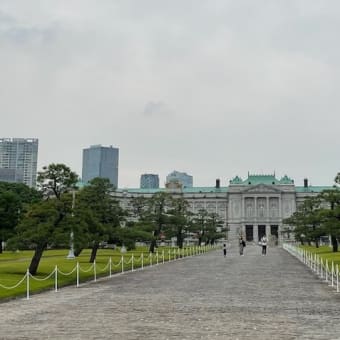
[118,186,228,194]
[116,185,334,195]
[295,186,335,193]
[229,173,294,185]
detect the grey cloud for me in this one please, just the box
[0,1,339,188]
[143,101,172,117]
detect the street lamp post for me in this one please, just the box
[67,190,76,259]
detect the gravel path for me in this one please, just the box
[0,245,340,340]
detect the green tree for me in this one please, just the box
[335,172,340,185]
[77,177,124,262]
[318,189,340,252]
[9,196,73,274]
[37,163,78,199]
[204,212,226,245]
[0,182,41,253]
[190,209,226,246]
[166,196,191,249]
[8,164,78,274]
[283,197,323,246]
[190,209,209,246]
[146,192,173,253]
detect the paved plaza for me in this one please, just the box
[1,245,340,340]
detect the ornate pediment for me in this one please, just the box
[242,184,281,194]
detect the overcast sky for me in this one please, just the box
[1,1,339,188]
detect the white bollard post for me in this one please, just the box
[131,254,134,272]
[109,257,112,278]
[331,261,334,287]
[337,264,339,293]
[320,258,323,279]
[162,250,164,264]
[150,252,153,266]
[26,269,30,300]
[77,262,79,287]
[156,252,159,265]
[55,265,58,292]
[168,250,171,262]
[326,259,328,282]
[141,253,144,269]
[94,260,97,282]
[121,255,124,273]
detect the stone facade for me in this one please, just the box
[114,174,333,245]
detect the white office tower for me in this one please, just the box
[0,138,39,187]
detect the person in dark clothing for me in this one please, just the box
[261,236,267,255]
[223,243,227,257]
[239,236,245,255]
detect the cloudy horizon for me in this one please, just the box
[1,1,339,188]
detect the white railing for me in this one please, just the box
[0,245,218,300]
[283,243,339,294]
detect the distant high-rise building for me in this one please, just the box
[140,174,159,189]
[82,145,119,187]
[166,170,193,188]
[0,138,38,187]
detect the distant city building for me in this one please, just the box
[0,138,38,187]
[166,170,193,188]
[82,145,119,187]
[0,168,24,184]
[140,174,159,189]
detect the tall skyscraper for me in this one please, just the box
[82,145,119,187]
[166,170,193,188]
[0,138,39,187]
[140,174,159,189]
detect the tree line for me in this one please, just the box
[0,163,226,275]
[283,172,340,252]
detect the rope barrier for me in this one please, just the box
[0,272,28,290]
[1,245,216,301]
[79,264,94,273]
[283,243,340,294]
[29,270,56,281]
[57,265,77,276]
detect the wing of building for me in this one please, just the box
[114,173,334,245]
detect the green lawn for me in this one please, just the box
[300,245,340,266]
[0,246,204,301]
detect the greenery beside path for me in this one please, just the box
[0,246,197,301]
[300,245,340,266]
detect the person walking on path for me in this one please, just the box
[239,236,245,255]
[261,235,267,255]
[223,243,227,257]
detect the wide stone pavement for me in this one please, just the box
[1,245,340,340]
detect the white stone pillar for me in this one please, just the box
[254,197,257,218]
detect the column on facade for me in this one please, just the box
[254,197,257,218]
[266,197,269,219]
[266,225,271,237]
[253,223,256,242]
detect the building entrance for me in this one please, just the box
[245,225,253,242]
[258,225,266,242]
[270,225,279,245]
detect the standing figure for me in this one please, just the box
[223,243,227,257]
[261,235,267,255]
[239,236,245,256]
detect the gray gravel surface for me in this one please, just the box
[1,245,340,340]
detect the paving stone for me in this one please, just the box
[0,245,340,339]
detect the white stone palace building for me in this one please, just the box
[114,174,334,245]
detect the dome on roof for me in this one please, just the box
[229,176,243,184]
